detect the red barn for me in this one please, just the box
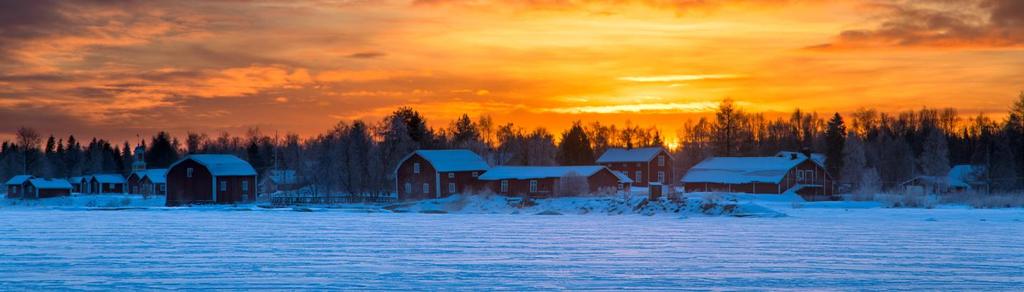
[477,166,630,198]
[23,178,73,199]
[89,174,126,194]
[4,175,33,198]
[681,154,836,201]
[166,154,257,206]
[394,150,489,201]
[597,147,674,187]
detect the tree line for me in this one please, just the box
[2,92,1022,195]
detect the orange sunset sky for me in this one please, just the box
[0,0,1022,144]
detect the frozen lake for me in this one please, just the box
[0,206,1022,290]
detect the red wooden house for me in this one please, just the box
[681,153,836,201]
[394,150,490,201]
[597,147,674,187]
[166,154,257,206]
[477,166,630,198]
[23,178,73,199]
[128,169,167,195]
[89,174,126,194]
[4,175,33,198]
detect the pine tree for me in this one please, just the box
[556,121,595,165]
[918,130,950,177]
[146,132,179,168]
[824,113,846,180]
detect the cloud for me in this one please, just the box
[412,0,795,13]
[619,74,742,82]
[542,101,722,114]
[812,0,1024,50]
[346,51,386,59]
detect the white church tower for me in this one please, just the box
[132,145,146,172]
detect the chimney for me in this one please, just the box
[800,147,812,160]
[790,153,798,160]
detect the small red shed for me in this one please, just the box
[477,166,630,198]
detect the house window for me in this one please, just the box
[404,183,412,193]
[413,163,421,174]
[422,183,429,194]
[448,173,455,179]
[472,172,479,177]
[806,170,815,182]
[529,180,538,193]
[186,167,194,178]
[448,183,456,193]
[500,180,509,193]
[635,171,643,182]
[658,171,665,183]
[220,181,227,192]
[242,180,249,193]
[658,156,665,167]
[636,163,641,167]
[796,171,804,181]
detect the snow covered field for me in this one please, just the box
[0,195,1022,290]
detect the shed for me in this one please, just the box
[478,165,627,198]
[394,150,490,201]
[596,147,673,187]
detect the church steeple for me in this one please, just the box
[132,144,146,172]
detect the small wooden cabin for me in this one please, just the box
[597,147,674,187]
[4,175,33,198]
[89,174,126,194]
[140,169,167,195]
[259,169,299,194]
[24,178,73,199]
[682,154,835,201]
[394,150,490,201]
[477,166,629,198]
[166,154,257,206]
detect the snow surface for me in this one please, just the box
[596,147,665,163]
[0,194,1022,290]
[683,156,805,184]
[409,150,489,172]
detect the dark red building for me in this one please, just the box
[166,154,257,206]
[128,169,167,195]
[477,166,630,198]
[4,175,33,198]
[89,174,126,194]
[394,150,490,201]
[597,147,674,187]
[23,178,73,198]
[681,154,836,201]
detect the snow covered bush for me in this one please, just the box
[557,172,589,196]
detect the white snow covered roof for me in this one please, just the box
[479,166,609,180]
[68,176,86,183]
[682,156,807,184]
[947,165,978,188]
[92,174,127,184]
[28,178,73,190]
[411,150,489,172]
[596,147,666,163]
[610,171,633,184]
[143,169,168,184]
[176,154,257,177]
[775,151,825,167]
[5,175,33,185]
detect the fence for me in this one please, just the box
[268,190,397,206]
